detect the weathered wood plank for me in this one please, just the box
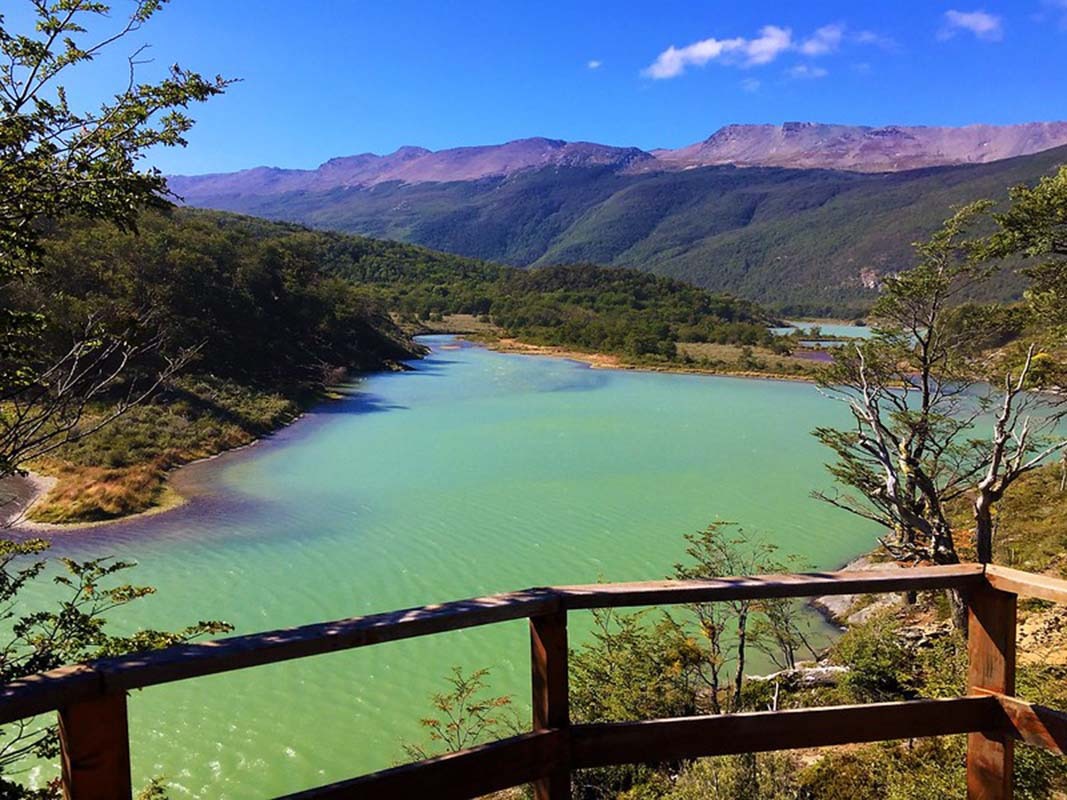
[531,612,570,800]
[967,587,1017,800]
[99,589,559,692]
[987,692,1067,756]
[277,729,564,800]
[0,665,101,726]
[558,564,986,609]
[985,564,1067,605]
[571,697,1000,767]
[59,691,132,800]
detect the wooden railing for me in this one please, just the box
[2,562,1066,799]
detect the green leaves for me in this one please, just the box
[401,666,518,760]
[0,537,232,782]
[988,166,1067,328]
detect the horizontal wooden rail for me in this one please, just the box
[985,693,1067,756]
[985,565,1067,604]
[0,564,989,723]
[557,563,986,609]
[0,590,559,724]
[570,697,1003,767]
[0,665,102,727]
[278,730,566,800]
[4,562,1067,800]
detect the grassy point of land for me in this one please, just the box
[417,315,827,382]
[14,377,310,527]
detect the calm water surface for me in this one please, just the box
[23,336,874,797]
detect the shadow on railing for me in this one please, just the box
[2,563,1065,799]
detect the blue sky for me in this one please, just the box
[11,0,1066,174]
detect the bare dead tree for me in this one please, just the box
[0,312,200,479]
[973,344,1067,561]
[812,203,1067,628]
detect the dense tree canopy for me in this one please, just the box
[30,212,419,387]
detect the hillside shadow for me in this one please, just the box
[314,393,408,415]
[406,358,461,375]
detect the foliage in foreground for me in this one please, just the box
[404,508,1067,800]
[0,539,232,798]
[401,667,520,761]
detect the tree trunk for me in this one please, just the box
[975,496,995,564]
[732,607,749,712]
[949,588,969,634]
[919,521,969,633]
[707,663,721,716]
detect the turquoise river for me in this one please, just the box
[20,336,876,798]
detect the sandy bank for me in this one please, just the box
[0,472,57,529]
[486,338,820,383]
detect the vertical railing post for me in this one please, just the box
[966,584,1017,800]
[531,604,571,800]
[59,691,133,800]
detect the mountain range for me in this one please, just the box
[168,122,1067,314]
[171,122,1067,194]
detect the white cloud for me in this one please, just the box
[853,29,897,49]
[940,9,1004,41]
[740,78,761,92]
[643,39,740,79]
[745,25,794,64]
[642,25,793,79]
[643,21,892,80]
[787,64,829,80]
[800,23,845,55]
[587,60,602,70]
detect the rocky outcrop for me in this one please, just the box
[810,555,906,626]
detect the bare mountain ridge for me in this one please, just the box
[167,138,654,198]
[651,121,1067,172]
[168,122,1067,201]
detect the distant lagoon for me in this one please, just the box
[771,321,874,339]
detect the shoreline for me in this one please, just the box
[0,408,307,535]
[0,472,57,530]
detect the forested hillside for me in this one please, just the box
[13,211,423,522]
[171,146,1067,316]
